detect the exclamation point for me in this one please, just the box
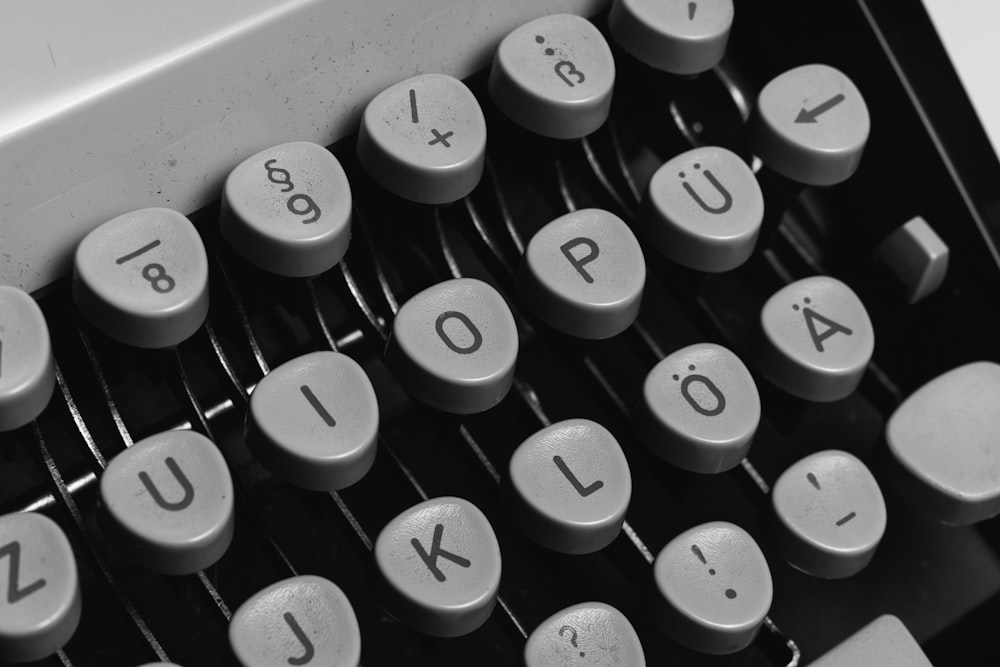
[691,544,737,599]
[688,2,697,20]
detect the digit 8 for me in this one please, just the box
[142,263,176,293]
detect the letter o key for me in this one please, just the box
[385,278,518,414]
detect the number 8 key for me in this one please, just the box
[73,207,209,348]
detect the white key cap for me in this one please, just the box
[100,430,234,574]
[0,286,54,432]
[749,64,870,186]
[651,521,771,655]
[229,575,361,667]
[246,351,379,491]
[771,450,886,578]
[517,208,645,340]
[875,216,949,304]
[755,276,874,402]
[524,601,645,666]
[489,14,615,139]
[0,512,81,663]
[506,419,631,554]
[385,278,518,414]
[357,74,486,204]
[635,343,760,473]
[609,0,734,75]
[639,146,763,273]
[73,208,209,348]
[374,497,501,637]
[885,361,1000,525]
[221,141,353,277]
[808,615,933,667]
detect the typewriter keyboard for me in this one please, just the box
[4,1,1000,665]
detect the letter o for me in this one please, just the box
[435,311,483,355]
[680,374,726,417]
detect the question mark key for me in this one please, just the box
[524,602,645,666]
[634,343,760,473]
[651,522,772,655]
[221,141,352,277]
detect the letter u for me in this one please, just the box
[682,169,733,214]
[138,457,195,511]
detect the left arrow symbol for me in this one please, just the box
[795,93,845,124]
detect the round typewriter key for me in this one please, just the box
[358,73,486,204]
[246,351,378,491]
[524,601,645,666]
[517,208,645,340]
[609,0,734,75]
[506,419,632,554]
[635,343,760,473]
[385,278,518,414]
[809,614,933,667]
[229,575,361,667]
[73,208,209,348]
[886,362,1000,525]
[489,14,615,139]
[755,276,874,402]
[651,521,771,655]
[0,512,81,663]
[0,286,55,432]
[772,450,886,578]
[749,64,870,186]
[100,430,234,575]
[374,497,501,637]
[221,141,352,277]
[639,146,763,273]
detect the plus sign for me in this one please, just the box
[428,129,454,148]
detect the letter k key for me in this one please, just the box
[411,523,471,582]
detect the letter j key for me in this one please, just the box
[385,278,518,414]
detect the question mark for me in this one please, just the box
[558,625,585,658]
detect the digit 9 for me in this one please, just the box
[287,193,321,224]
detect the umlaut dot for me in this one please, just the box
[535,35,544,43]
[545,48,555,55]
[725,589,737,599]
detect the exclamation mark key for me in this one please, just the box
[608,0,734,74]
[650,521,772,654]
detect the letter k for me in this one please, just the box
[411,523,472,582]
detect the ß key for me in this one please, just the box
[0,286,54,432]
[517,208,645,339]
[749,64,870,186]
[229,575,361,667]
[771,450,886,578]
[885,362,1000,525]
[221,141,353,277]
[524,601,645,666]
[635,343,760,473]
[358,73,486,204]
[73,208,209,348]
[374,497,501,637]
[650,521,771,655]
[754,276,874,402]
[489,14,615,139]
[608,0,734,75]
[0,512,81,663]
[99,430,234,575]
[245,351,379,491]
[639,146,763,273]
[505,419,632,554]
[384,278,518,414]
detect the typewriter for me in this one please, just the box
[3,0,1000,665]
